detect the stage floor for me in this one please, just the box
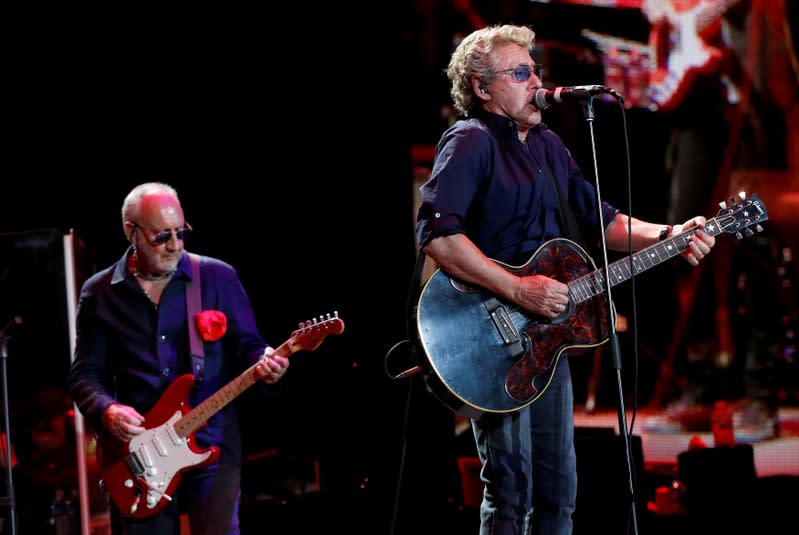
[573,404,799,477]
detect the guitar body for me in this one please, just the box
[415,194,767,419]
[416,239,610,419]
[98,374,219,520]
[96,313,345,520]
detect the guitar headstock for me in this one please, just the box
[715,192,768,239]
[288,312,345,353]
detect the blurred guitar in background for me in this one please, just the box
[531,0,742,111]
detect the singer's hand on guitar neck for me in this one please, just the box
[674,216,715,266]
[104,403,145,442]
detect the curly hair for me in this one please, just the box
[446,24,536,117]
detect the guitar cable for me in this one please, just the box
[384,250,430,534]
[384,251,427,381]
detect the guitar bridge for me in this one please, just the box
[486,298,523,356]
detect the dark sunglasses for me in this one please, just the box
[132,221,192,246]
[494,64,544,82]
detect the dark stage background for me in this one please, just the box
[1,5,425,534]
[3,3,796,534]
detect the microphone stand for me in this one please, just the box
[579,96,639,535]
[0,332,16,535]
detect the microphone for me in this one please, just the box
[0,316,22,338]
[533,85,623,108]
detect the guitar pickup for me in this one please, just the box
[124,452,145,478]
[486,298,523,356]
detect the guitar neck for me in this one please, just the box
[173,360,261,438]
[174,341,295,438]
[172,314,344,438]
[569,218,722,301]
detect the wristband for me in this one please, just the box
[659,225,672,241]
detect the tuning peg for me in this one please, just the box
[755,224,764,233]
[744,228,754,238]
[738,190,747,199]
[719,200,728,210]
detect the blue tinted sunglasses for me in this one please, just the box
[494,64,544,82]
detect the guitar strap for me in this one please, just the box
[186,252,204,383]
[545,163,586,248]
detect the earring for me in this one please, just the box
[479,87,488,94]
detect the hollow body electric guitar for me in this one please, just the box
[98,313,345,519]
[415,194,767,419]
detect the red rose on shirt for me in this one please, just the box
[196,310,227,342]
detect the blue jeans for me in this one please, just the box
[110,462,241,535]
[472,358,577,535]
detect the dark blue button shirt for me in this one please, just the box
[416,111,619,265]
[68,249,271,464]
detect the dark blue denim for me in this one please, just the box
[110,462,241,535]
[472,359,577,534]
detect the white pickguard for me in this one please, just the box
[126,411,215,510]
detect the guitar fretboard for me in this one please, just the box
[172,314,344,438]
[568,206,762,303]
[175,358,265,437]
